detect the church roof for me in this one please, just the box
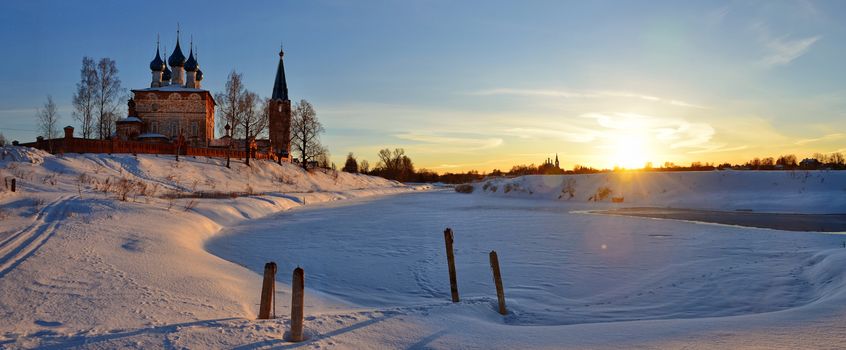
[132,85,209,93]
[168,37,186,67]
[116,116,143,124]
[271,48,289,101]
[162,64,172,81]
[137,133,170,140]
[149,47,165,71]
[184,46,198,72]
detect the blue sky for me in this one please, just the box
[1,0,845,171]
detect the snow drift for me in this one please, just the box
[468,171,846,214]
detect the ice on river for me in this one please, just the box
[207,189,845,326]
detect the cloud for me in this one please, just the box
[794,133,845,145]
[504,127,596,143]
[394,132,504,151]
[470,88,706,109]
[687,145,748,154]
[753,22,821,67]
[580,113,715,149]
[503,113,716,152]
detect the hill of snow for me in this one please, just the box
[467,171,846,214]
[0,147,427,348]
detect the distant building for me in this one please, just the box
[116,31,214,146]
[800,158,821,169]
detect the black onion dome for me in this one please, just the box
[184,48,198,72]
[168,39,186,67]
[149,47,165,71]
[196,69,204,81]
[162,64,172,81]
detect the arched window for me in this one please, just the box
[150,121,158,134]
[192,121,199,137]
[171,121,179,138]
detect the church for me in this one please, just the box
[115,32,292,159]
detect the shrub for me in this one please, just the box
[559,178,576,199]
[588,186,613,201]
[454,184,474,193]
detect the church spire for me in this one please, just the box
[271,44,289,101]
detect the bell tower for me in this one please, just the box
[269,46,292,159]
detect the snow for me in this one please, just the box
[117,116,143,123]
[136,133,169,139]
[2,146,846,349]
[469,171,846,214]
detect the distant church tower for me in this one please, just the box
[268,46,292,159]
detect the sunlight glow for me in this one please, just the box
[609,133,651,169]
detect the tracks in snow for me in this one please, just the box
[0,195,74,278]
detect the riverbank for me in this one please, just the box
[592,207,846,232]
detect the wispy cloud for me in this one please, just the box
[687,145,748,154]
[753,22,821,67]
[503,113,716,151]
[580,113,715,149]
[395,132,504,151]
[504,127,596,143]
[795,133,845,145]
[470,88,707,109]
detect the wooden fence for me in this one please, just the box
[21,137,279,161]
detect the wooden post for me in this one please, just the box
[258,262,277,319]
[289,266,305,342]
[444,228,459,302]
[489,250,507,315]
[10,178,15,192]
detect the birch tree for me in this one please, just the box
[290,99,326,169]
[37,95,61,140]
[214,71,246,138]
[94,58,123,139]
[72,57,97,139]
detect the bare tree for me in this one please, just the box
[94,58,124,139]
[290,99,326,169]
[829,152,845,166]
[215,71,246,138]
[239,91,269,166]
[375,148,415,181]
[0,132,6,146]
[37,95,61,140]
[72,57,97,139]
[359,159,370,174]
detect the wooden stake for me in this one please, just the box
[258,262,277,319]
[289,266,305,342]
[444,228,459,302]
[489,250,507,315]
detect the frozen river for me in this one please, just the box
[207,190,845,325]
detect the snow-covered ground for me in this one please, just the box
[2,147,846,349]
[469,171,846,214]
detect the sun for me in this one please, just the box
[609,133,651,169]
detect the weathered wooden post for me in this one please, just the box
[444,228,459,302]
[10,178,16,192]
[258,262,277,319]
[289,266,305,342]
[489,250,507,315]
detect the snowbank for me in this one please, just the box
[0,147,426,348]
[469,171,846,213]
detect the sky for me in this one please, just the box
[1,0,845,172]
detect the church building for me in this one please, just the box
[114,32,292,160]
[116,32,215,146]
[268,47,292,159]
